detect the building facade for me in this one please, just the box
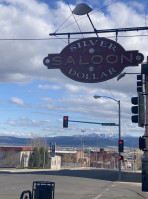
[0,146,33,168]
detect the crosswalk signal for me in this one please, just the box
[63,116,68,128]
[118,140,124,152]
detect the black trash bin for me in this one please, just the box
[33,181,55,199]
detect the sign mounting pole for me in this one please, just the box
[49,26,148,37]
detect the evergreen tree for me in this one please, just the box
[32,147,40,167]
[45,148,49,165]
[39,146,45,167]
[28,146,49,168]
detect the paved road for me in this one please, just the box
[0,169,147,199]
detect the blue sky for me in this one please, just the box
[0,0,147,138]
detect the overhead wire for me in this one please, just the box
[0,0,147,41]
[56,0,120,32]
[0,34,147,41]
[54,13,73,33]
[54,35,68,44]
[65,0,84,38]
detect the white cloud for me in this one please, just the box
[0,131,32,137]
[38,84,60,90]
[6,117,51,128]
[9,97,24,106]
[0,0,146,137]
[0,0,146,86]
[7,120,18,126]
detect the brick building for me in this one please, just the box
[55,150,85,168]
[90,148,118,169]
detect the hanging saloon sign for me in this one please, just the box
[43,37,144,83]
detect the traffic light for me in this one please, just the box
[142,63,148,75]
[63,116,68,128]
[118,140,124,152]
[139,136,145,151]
[137,74,145,93]
[131,96,138,123]
[131,92,145,127]
[50,143,56,157]
[119,155,123,160]
[137,75,142,92]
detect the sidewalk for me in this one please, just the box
[0,168,56,173]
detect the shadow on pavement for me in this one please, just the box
[5,169,141,183]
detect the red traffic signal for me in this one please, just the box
[119,140,123,145]
[119,155,123,160]
[63,116,68,128]
[118,140,124,152]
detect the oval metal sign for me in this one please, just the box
[43,37,144,83]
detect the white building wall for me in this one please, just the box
[49,156,61,170]
[20,151,32,167]
[0,150,31,168]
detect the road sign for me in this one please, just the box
[102,123,116,126]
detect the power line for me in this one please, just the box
[0,34,147,41]
[56,0,120,32]
[66,0,84,39]
[54,14,72,33]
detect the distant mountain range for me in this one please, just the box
[0,135,139,148]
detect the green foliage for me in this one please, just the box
[32,147,41,167]
[29,146,49,168]
[39,146,45,166]
[45,149,49,165]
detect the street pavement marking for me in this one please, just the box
[93,183,119,199]
[93,194,103,199]
[118,182,141,186]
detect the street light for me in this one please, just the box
[117,72,140,81]
[93,95,121,181]
[81,129,86,153]
[72,3,98,37]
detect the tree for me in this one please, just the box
[40,146,49,167]
[45,148,49,165]
[29,135,44,148]
[29,146,49,168]
[33,147,41,167]
[39,146,44,167]
[29,147,40,167]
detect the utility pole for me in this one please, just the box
[81,129,86,157]
[145,57,148,157]
[141,57,148,191]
